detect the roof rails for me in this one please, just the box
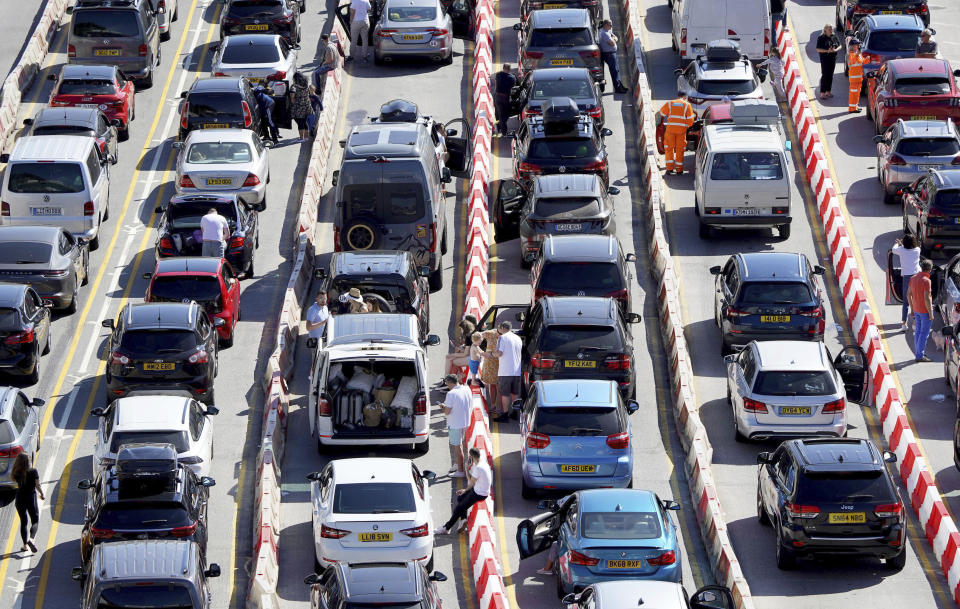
[75,0,139,6]
[730,99,780,125]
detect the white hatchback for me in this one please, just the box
[308,458,436,571]
[174,129,269,210]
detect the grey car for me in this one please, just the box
[514,9,604,88]
[875,119,960,204]
[0,387,43,489]
[21,107,120,164]
[157,0,178,40]
[562,581,736,609]
[68,0,161,87]
[0,226,89,312]
[210,34,299,98]
[372,0,454,64]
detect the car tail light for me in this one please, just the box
[785,502,820,519]
[875,502,902,518]
[743,397,767,413]
[886,153,908,166]
[853,5,870,14]
[180,103,189,129]
[584,160,607,174]
[703,207,721,215]
[822,398,845,413]
[333,226,341,251]
[68,44,76,58]
[241,101,253,128]
[378,29,398,37]
[567,550,599,566]
[91,527,116,539]
[648,550,676,566]
[267,71,287,81]
[222,15,240,25]
[274,13,294,24]
[171,521,198,537]
[680,28,687,56]
[242,173,261,187]
[798,305,823,318]
[763,28,770,56]
[527,0,542,7]
[604,354,630,370]
[229,236,245,249]
[110,351,130,365]
[580,0,596,5]
[214,72,227,77]
[725,307,748,319]
[518,161,542,176]
[400,523,430,537]
[159,237,174,250]
[320,524,350,539]
[50,99,70,107]
[427,28,449,36]
[3,330,34,345]
[521,107,541,120]
[41,269,68,278]
[771,206,789,215]
[0,445,23,458]
[952,155,960,165]
[179,175,196,188]
[862,52,881,64]
[138,44,148,57]
[1,202,10,217]
[533,288,557,300]
[530,352,555,368]
[523,51,544,59]
[414,392,427,415]
[883,98,898,108]
[319,396,332,416]
[605,432,629,449]
[188,349,209,364]
[83,201,95,216]
[918,4,927,14]
[587,105,602,118]
[579,49,599,60]
[157,0,166,8]
[928,207,946,218]
[526,432,550,449]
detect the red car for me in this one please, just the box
[143,257,242,347]
[866,58,960,134]
[656,102,732,155]
[49,64,135,140]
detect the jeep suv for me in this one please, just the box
[69,0,161,87]
[757,438,905,570]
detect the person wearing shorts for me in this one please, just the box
[441,374,471,477]
[492,321,522,422]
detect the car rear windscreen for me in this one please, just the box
[935,190,960,209]
[7,162,84,193]
[532,77,594,99]
[867,31,920,53]
[539,261,621,290]
[187,142,252,164]
[0,308,22,330]
[341,162,428,224]
[696,78,757,96]
[739,282,813,304]
[186,93,242,119]
[150,276,223,304]
[222,43,280,64]
[167,202,238,229]
[58,80,114,96]
[72,10,140,38]
[529,138,598,160]
[96,584,194,609]
[228,0,284,15]
[534,197,601,216]
[539,325,623,352]
[893,77,951,95]
[0,242,53,264]
[32,125,96,137]
[534,406,620,435]
[529,27,592,47]
[796,471,895,503]
[119,330,198,356]
[752,370,837,396]
[332,482,416,514]
[110,431,190,453]
[95,502,193,529]
[710,152,783,180]
[580,511,662,539]
[386,4,438,21]
[897,137,960,156]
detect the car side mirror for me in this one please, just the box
[709,265,722,275]
[757,451,772,464]
[303,573,319,585]
[883,450,897,463]
[293,44,302,50]
[172,141,183,150]
[47,73,58,81]
[600,127,613,137]
[425,334,441,346]
[511,399,523,411]
[180,91,188,98]
[954,69,960,78]
[71,567,84,581]
[723,354,736,364]
[142,272,152,280]
[0,154,9,163]
[419,265,431,277]
[213,318,225,327]
[446,128,458,137]
[77,479,93,490]
[625,253,637,262]
[204,564,221,578]
[674,68,683,75]
[942,326,956,337]
[155,205,164,213]
[422,470,437,481]
[608,186,620,195]
[314,268,327,279]
[331,170,339,186]
[90,407,106,417]
[513,22,522,30]
[537,499,558,510]
[626,400,639,414]
[31,398,44,407]
[662,499,680,511]
[626,313,641,324]
[205,406,220,416]
[813,265,826,275]
[199,476,216,487]
[101,319,114,329]
[429,571,448,582]
[441,167,452,183]
[107,154,117,164]
[307,337,319,348]
[306,471,323,481]
[872,135,884,144]
[22,118,33,126]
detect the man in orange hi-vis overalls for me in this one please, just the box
[657,91,696,175]
[847,38,864,113]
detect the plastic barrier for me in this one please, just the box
[775,21,960,606]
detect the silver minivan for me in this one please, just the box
[0,135,112,249]
[68,0,162,87]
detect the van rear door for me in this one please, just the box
[729,0,769,60]
[685,0,727,59]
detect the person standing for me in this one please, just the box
[440,374,472,478]
[816,24,841,99]
[493,64,517,136]
[656,91,695,175]
[916,29,937,58]
[289,72,314,143]
[479,327,500,409]
[349,0,373,63]
[253,86,279,145]
[200,208,230,258]
[908,259,934,362]
[11,453,43,553]
[467,332,483,386]
[491,321,522,422]
[598,20,628,94]
[846,38,864,113]
[758,47,785,101]
[436,447,491,535]
[893,235,921,331]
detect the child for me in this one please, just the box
[467,332,483,386]
[759,47,785,101]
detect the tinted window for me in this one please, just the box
[796,471,895,503]
[752,370,837,396]
[533,406,620,435]
[529,27,592,47]
[531,77,593,99]
[187,92,242,118]
[580,511,662,539]
[738,282,813,304]
[58,80,115,96]
[710,152,783,180]
[7,162,84,193]
[534,197,599,215]
[893,77,950,95]
[9,400,27,433]
[867,30,920,52]
[539,326,623,351]
[539,261,622,290]
[227,0,284,15]
[695,78,758,96]
[167,202,238,229]
[110,431,190,453]
[150,276,222,304]
[0,421,14,444]
[528,138,598,160]
[221,43,280,64]
[96,585,194,609]
[0,242,53,264]
[94,502,193,529]
[896,138,960,156]
[386,3,438,21]
[0,308,22,330]
[186,142,252,164]
[72,10,140,37]
[935,190,960,209]
[32,125,95,136]
[118,330,198,355]
[332,482,416,514]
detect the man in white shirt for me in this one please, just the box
[349,0,373,63]
[492,321,522,422]
[200,208,230,258]
[436,447,491,534]
[305,292,330,340]
[441,374,472,478]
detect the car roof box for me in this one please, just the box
[542,97,580,135]
[703,39,743,63]
[378,99,419,123]
[116,443,178,482]
[731,99,780,125]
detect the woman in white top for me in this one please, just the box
[436,447,492,534]
[893,234,921,330]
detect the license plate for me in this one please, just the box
[607,560,643,569]
[245,24,269,30]
[75,104,99,109]
[760,315,790,323]
[143,362,175,371]
[560,464,595,473]
[402,34,425,40]
[918,164,941,171]
[202,123,229,129]
[544,3,564,7]
[779,406,811,416]
[879,10,901,14]
[828,512,866,523]
[551,58,574,66]
[206,178,233,186]
[247,77,264,85]
[358,532,393,542]
[30,207,62,216]
[94,49,120,56]
[726,208,761,216]
[564,360,596,368]
[911,115,936,120]
[554,223,583,232]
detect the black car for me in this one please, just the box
[316,250,431,343]
[478,297,641,399]
[102,302,222,404]
[21,107,120,164]
[178,77,290,142]
[531,234,635,313]
[836,0,929,31]
[155,194,259,277]
[77,443,216,563]
[513,98,612,188]
[711,252,826,355]
[440,0,475,37]
[220,0,301,44]
[902,169,960,257]
[510,68,604,126]
[0,283,52,384]
[757,438,905,570]
[519,0,603,28]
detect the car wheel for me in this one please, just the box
[671,36,677,52]
[316,435,329,454]
[425,554,434,572]
[726,383,732,406]
[220,330,234,349]
[775,528,796,569]
[413,435,429,454]
[173,0,179,20]
[203,387,215,405]
[42,330,50,355]
[314,554,322,574]
[734,420,747,443]
[442,50,453,65]
[25,353,39,385]
[886,548,907,571]
[89,232,100,251]
[555,566,567,599]
[757,492,770,525]
[161,28,171,42]
[142,67,154,90]
[945,347,953,393]
[66,283,79,314]
[247,256,255,278]
[440,219,448,255]
[521,477,537,500]
[698,222,711,239]
[778,224,790,240]
[429,266,443,292]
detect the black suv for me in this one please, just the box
[0,283,52,384]
[77,443,216,563]
[531,234,635,313]
[902,169,960,257]
[155,194,259,277]
[757,438,905,570]
[178,77,291,142]
[316,250,431,343]
[102,302,222,404]
[220,0,302,44]
[836,0,929,31]
[513,97,612,188]
[509,68,604,126]
[711,252,826,355]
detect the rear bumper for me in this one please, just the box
[0,350,38,374]
[106,375,213,402]
[722,328,823,351]
[316,537,433,568]
[376,38,451,58]
[700,215,792,229]
[920,233,960,255]
[522,462,632,491]
[738,412,846,441]
[786,526,904,560]
[561,561,682,595]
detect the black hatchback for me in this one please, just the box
[0,283,52,384]
[102,302,222,404]
[531,234,636,314]
[510,68,604,126]
[178,77,290,142]
[220,0,301,44]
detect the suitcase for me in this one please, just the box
[731,99,780,125]
[704,39,742,62]
[116,443,179,496]
[337,390,366,427]
[542,97,580,135]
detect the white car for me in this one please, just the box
[307,457,437,571]
[90,394,219,478]
[174,129,269,210]
[563,581,735,609]
[674,41,764,112]
[210,34,299,97]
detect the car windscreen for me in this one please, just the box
[580,511,662,539]
[534,197,601,216]
[534,406,620,435]
[935,190,960,209]
[893,76,951,95]
[531,77,593,99]
[738,282,813,305]
[796,471,894,503]
[897,137,960,157]
[186,93,242,119]
[696,78,757,96]
[529,138,598,160]
[150,276,223,304]
[32,125,96,137]
[0,242,53,265]
[72,10,140,38]
[386,4,438,21]
[167,203,238,229]
[221,43,280,64]
[96,584,194,609]
[538,261,622,290]
[118,330,198,356]
[867,30,920,52]
[0,308,22,330]
[752,370,837,396]
[94,502,193,529]
[539,325,623,352]
[58,80,114,96]
[332,482,416,514]
[186,142,252,164]
[529,27,592,47]
[7,162,85,193]
[710,152,783,181]
[110,431,190,453]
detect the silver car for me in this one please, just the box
[675,45,764,113]
[725,340,867,442]
[0,226,89,312]
[174,129,269,210]
[561,581,736,609]
[157,0,179,41]
[373,0,454,65]
[875,119,960,204]
[210,34,298,97]
[0,387,42,489]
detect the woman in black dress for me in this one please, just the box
[816,24,841,99]
[11,452,43,553]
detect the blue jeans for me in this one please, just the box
[914,312,932,359]
[901,274,913,322]
[202,240,225,258]
[602,51,622,89]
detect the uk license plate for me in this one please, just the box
[30,207,62,216]
[245,24,269,30]
[206,178,233,186]
[828,512,866,523]
[94,49,120,56]
[760,315,790,323]
[560,464,595,473]
[358,532,393,542]
[247,77,264,85]
[607,560,643,568]
[551,58,574,66]
[202,123,229,129]
[75,104,99,109]
[911,115,936,120]
[544,3,565,7]
[143,362,175,371]
[918,164,941,171]
[554,223,583,232]
[402,34,425,40]
[879,10,901,14]
[727,208,761,215]
[564,360,596,368]
[779,406,811,416]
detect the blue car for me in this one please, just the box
[845,15,927,76]
[515,379,638,498]
[516,489,683,597]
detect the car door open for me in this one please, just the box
[443,118,472,178]
[833,345,868,405]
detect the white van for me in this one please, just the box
[694,100,791,239]
[671,0,771,62]
[0,135,112,250]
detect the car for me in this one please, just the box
[77,443,216,563]
[304,562,447,609]
[0,226,89,313]
[0,388,42,487]
[220,0,301,45]
[371,0,454,65]
[48,65,135,141]
[844,14,927,77]
[173,129,270,210]
[836,0,929,32]
[531,234,635,313]
[178,77,289,142]
[875,119,960,204]
[102,302,222,404]
[306,458,436,571]
[210,34,299,98]
[492,174,619,265]
[517,489,683,596]
[156,0,178,40]
[510,68,604,126]
[0,284,52,383]
[865,58,960,134]
[756,438,906,570]
[144,257,243,346]
[155,194,259,277]
[68,0,161,87]
[561,581,735,609]
[515,9,603,88]
[513,98,613,188]
[901,168,960,256]
[516,379,638,498]
[656,101,731,156]
[674,40,765,113]
[520,0,602,29]
[725,340,868,442]
[710,252,827,354]
[21,108,120,165]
